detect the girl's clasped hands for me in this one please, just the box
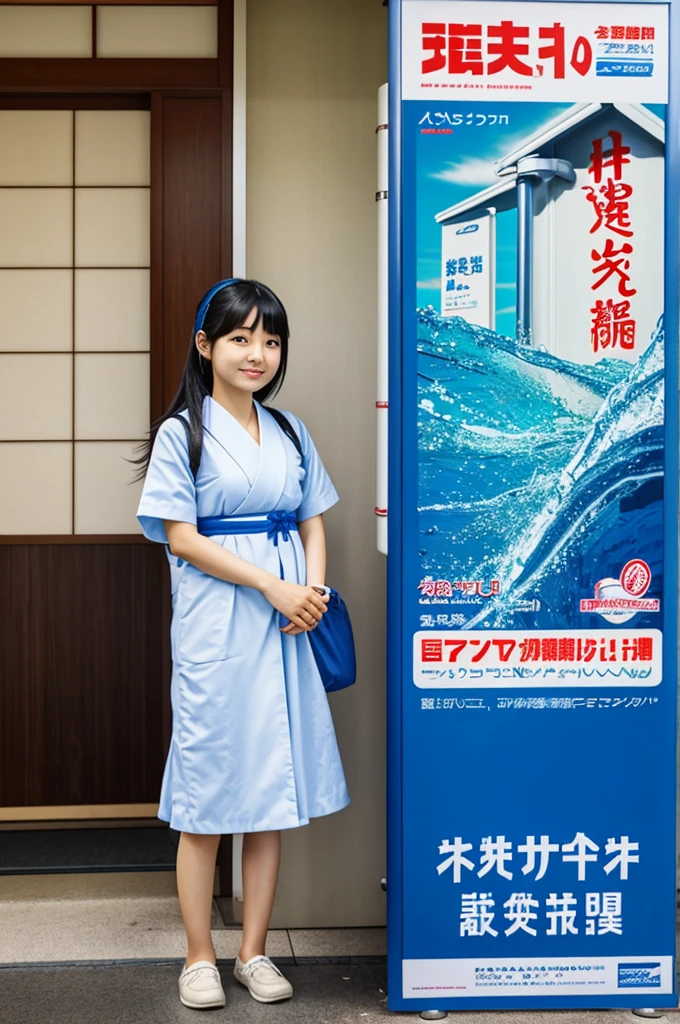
[263,579,330,635]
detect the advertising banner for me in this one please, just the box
[388,0,678,1012]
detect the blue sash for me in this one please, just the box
[197,510,298,545]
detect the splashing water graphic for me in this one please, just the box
[417,309,664,629]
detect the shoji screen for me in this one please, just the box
[0,5,217,59]
[0,108,150,536]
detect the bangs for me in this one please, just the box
[243,289,289,341]
[205,280,289,342]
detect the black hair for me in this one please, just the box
[132,278,289,480]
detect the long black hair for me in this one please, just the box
[133,278,289,480]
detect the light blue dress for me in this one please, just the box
[137,395,350,834]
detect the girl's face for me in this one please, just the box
[196,305,282,395]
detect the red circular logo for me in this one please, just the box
[620,559,651,597]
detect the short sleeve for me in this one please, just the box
[136,417,197,543]
[288,414,339,522]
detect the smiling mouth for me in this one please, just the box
[241,369,264,375]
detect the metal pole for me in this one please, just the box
[516,175,533,344]
[513,156,574,347]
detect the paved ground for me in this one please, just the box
[0,961,674,1024]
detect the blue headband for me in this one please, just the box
[193,278,238,336]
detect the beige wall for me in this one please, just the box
[246,0,388,926]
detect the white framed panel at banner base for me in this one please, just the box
[440,210,496,327]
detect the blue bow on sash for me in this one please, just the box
[266,510,297,546]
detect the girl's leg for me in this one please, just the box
[176,831,222,967]
[238,829,282,962]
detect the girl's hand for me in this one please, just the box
[261,579,329,633]
[280,589,330,634]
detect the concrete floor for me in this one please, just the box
[0,961,672,1024]
[0,893,387,964]
[0,876,676,1023]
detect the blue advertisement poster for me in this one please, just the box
[388,0,678,1011]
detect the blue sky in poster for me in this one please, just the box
[415,101,666,339]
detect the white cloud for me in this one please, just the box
[430,121,543,189]
[431,157,500,187]
[417,277,441,290]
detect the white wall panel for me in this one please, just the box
[246,0,387,927]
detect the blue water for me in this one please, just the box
[417,310,665,629]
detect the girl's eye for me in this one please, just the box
[267,338,281,347]
[231,335,248,343]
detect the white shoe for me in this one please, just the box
[179,960,226,1009]
[234,954,293,1003]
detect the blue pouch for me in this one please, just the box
[309,588,356,693]
[278,588,356,693]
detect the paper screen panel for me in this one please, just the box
[75,111,150,187]
[0,6,92,58]
[0,354,72,440]
[0,270,73,352]
[0,190,73,268]
[0,111,72,186]
[75,270,150,352]
[75,353,150,440]
[75,188,150,268]
[97,5,217,58]
[0,442,72,534]
[74,441,145,534]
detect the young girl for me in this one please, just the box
[135,278,350,1010]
